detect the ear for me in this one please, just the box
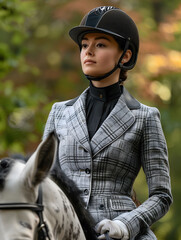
[22,132,58,188]
[121,49,132,64]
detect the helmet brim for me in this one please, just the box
[69,26,127,45]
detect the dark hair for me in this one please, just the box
[114,37,129,82]
[120,68,128,82]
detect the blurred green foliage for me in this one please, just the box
[0,0,181,239]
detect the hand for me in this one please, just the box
[95,219,129,239]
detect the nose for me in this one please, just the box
[85,44,94,56]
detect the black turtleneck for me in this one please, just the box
[86,82,123,139]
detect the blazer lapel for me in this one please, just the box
[65,89,91,154]
[90,87,141,157]
[65,86,140,157]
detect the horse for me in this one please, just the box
[0,132,99,240]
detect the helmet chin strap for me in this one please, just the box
[84,38,130,82]
[84,64,119,81]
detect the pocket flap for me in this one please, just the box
[110,195,136,211]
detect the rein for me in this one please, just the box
[104,232,115,240]
[0,185,50,240]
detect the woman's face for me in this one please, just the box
[80,32,123,86]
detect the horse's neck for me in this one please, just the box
[42,179,86,240]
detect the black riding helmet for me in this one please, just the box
[69,6,139,81]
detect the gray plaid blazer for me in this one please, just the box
[43,87,172,239]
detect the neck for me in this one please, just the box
[91,68,120,88]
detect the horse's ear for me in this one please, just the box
[22,132,58,187]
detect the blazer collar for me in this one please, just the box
[65,86,141,110]
[65,87,140,156]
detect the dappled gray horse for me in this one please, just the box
[0,133,97,240]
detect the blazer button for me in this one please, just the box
[99,204,105,210]
[85,168,91,174]
[84,189,89,195]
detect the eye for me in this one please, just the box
[19,221,32,230]
[81,43,88,49]
[96,43,106,48]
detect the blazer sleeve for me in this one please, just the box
[114,107,173,239]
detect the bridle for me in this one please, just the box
[0,185,115,240]
[0,185,51,240]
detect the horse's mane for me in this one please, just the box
[50,161,98,240]
[0,158,15,191]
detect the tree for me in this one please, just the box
[0,0,180,239]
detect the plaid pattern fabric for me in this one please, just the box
[43,87,172,240]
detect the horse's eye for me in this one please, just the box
[19,221,32,230]
[0,159,10,169]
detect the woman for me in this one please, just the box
[43,6,172,240]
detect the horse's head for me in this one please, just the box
[0,133,57,240]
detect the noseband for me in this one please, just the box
[0,185,50,240]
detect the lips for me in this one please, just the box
[84,59,96,64]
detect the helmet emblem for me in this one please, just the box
[94,6,117,15]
